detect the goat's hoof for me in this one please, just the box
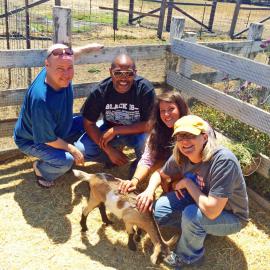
[128,242,137,251]
[134,234,141,242]
[81,227,88,232]
[150,254,158,265]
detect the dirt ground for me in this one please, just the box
[0,154,270,270]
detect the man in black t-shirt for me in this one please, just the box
[75,54,155,170]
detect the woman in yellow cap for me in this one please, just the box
[136,115,249,268]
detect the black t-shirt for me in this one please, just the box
[81,76,155,127]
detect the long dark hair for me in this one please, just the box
[148,91,189,162]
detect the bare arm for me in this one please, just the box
[83,118,129,166]
[73,43,104,60]
[46,138,84,165]
[136,170,169,213]
[119,164,150,193]
[175,179,228,220]
[100,121,149,149]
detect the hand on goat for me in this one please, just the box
[136,189,154,213]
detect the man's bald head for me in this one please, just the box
[111,54,136,70]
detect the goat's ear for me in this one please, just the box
[72,169,90,180]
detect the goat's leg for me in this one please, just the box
[124,220,137,251]
[98,203,113,225]
[131,213,164,265]
[80,199,100,232]
[134,227,143,242]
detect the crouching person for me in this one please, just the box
[136,115,249,269]
[14,43,103,188]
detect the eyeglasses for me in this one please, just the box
[48,48,74,58]
[174,133,199,142]
[112,70,135,79]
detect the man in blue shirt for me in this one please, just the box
[14,43,103,188]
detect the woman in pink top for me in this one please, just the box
[119,91,189,193]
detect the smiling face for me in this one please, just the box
[175,132,208,163]
[110,54,136,94]
[45,53,74,90]
[159,101,181,128]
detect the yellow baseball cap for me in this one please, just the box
[172,115,208,136]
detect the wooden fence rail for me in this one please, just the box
[0,13,269,179]
[167,17,270,178]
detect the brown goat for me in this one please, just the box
[73,169,174,265]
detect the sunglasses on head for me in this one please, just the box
[175,133,200,142]
[48,48,74,58]
[112,70,135,78]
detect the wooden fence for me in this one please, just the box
[168,17,270,179]
[0,10,269,179]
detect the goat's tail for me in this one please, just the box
[152,212,179,248]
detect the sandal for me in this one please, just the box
[33,161,55,188]
[36,175,55,188]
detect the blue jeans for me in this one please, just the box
[17,116,84,182]
[74,120,147,163]
[154,191,242,264]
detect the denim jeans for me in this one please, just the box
[154,191,242,264]
[17,116,84,182]
[74,120,147,164]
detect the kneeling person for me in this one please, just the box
[76,54,155,172]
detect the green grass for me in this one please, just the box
[191,101,270,158]
[74,12,128,26]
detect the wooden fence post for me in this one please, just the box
[229,0,242,39]
[166,0,174,32]
[208,0,217,32]
[247,23,264,41]
[247,23,269,105]
[165,17,185,91]
[179,32,197,78]
[169,16,185,44]
[129,0,134,25]
[113,0,119,31]
[53,6,72,46]
[157,0,167,39]
[25,0,32,85]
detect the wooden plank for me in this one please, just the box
[1,41,264,69]
[0,82,98,107]
[145,0,212,6]
[0,45,168,68]
[167,71,270,135]
[190,71,237,84]
[53,6,71,46]
[172,39,270,89]
[0,80,164,108]
[0,0,49,19]
[99,6,160,19]
[201,40,264,55]
[247,187,270,211]
[157,0,167,39]
[173,5,211,32]
[229,0,242,38]
[257,153,270,179]
[128,0,135,24]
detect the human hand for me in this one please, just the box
[119,178,138,194]
[99,128,115,149]
[105,146,129,166]
[173,178,188,197]
[136,189,154,213]
[84,43,104,52]
[69,145,85,166]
